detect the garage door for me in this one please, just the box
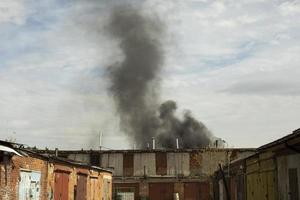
[54,171,69,200]
[184,182,210,200]
[149,183,174,200]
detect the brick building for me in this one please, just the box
[0,140,112,200]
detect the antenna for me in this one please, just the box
[99,131,103,150]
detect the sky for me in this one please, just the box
[0,0,300,149]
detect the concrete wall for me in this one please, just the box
[277,154,300,200]
[167,152,190,176]
[66,149,255,179]
[134,153,156,176]
[101,153,123,176]
[68,153,91,163]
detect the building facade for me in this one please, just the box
[0,141,113,200]
[47,148,254,200]
[214,128,300,200]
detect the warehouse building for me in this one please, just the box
[0,140,112,200]
[41,148,255,200]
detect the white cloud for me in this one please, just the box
[1,0,300,149]
[0,0,27,25]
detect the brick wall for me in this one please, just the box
[0,154,112,200]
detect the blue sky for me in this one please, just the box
[1,0,300,149]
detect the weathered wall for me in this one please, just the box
[277,153,300,200]
[93,150,254,178]
[134,153,156,176]
[68,153,91,163]
[246,152,278,200]
[101,153,123,176]
[0,154,112,200]
[167,152,190,176]
[7,155,48,200]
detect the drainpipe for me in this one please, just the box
[218,164,231,200]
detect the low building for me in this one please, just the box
[40,148,255,200]
[0,140,112,200]
[214,128,300,200]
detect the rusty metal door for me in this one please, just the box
[184,182,210,200]
[19,170,41,200]
[149,183,174,200]
[288,168,299,200]
[54,171,69,200]
[76,174,87,200]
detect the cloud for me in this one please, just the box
[0,0,300,149]
[0,0,27,25]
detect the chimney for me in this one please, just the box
[176,138,179,149]
[152,137,155,150]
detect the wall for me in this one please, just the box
[0,154,112,200]
[4,155,48,200]
[277,153,300,200]
[65,149,254,179]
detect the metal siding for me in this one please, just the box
[134,153,156,176]
[76,174,87,200]
[149,183,174,200]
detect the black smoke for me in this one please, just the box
[107,5,213,149]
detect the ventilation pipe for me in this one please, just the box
[152,137,155,150]
[176,138,179,149]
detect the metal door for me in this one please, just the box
[76,174,87,200]
[54,171,69,200]
[149,183,174,200]
[184,182,210,200]
[19,170,41,200]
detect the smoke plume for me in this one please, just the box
[107,5,213,148]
